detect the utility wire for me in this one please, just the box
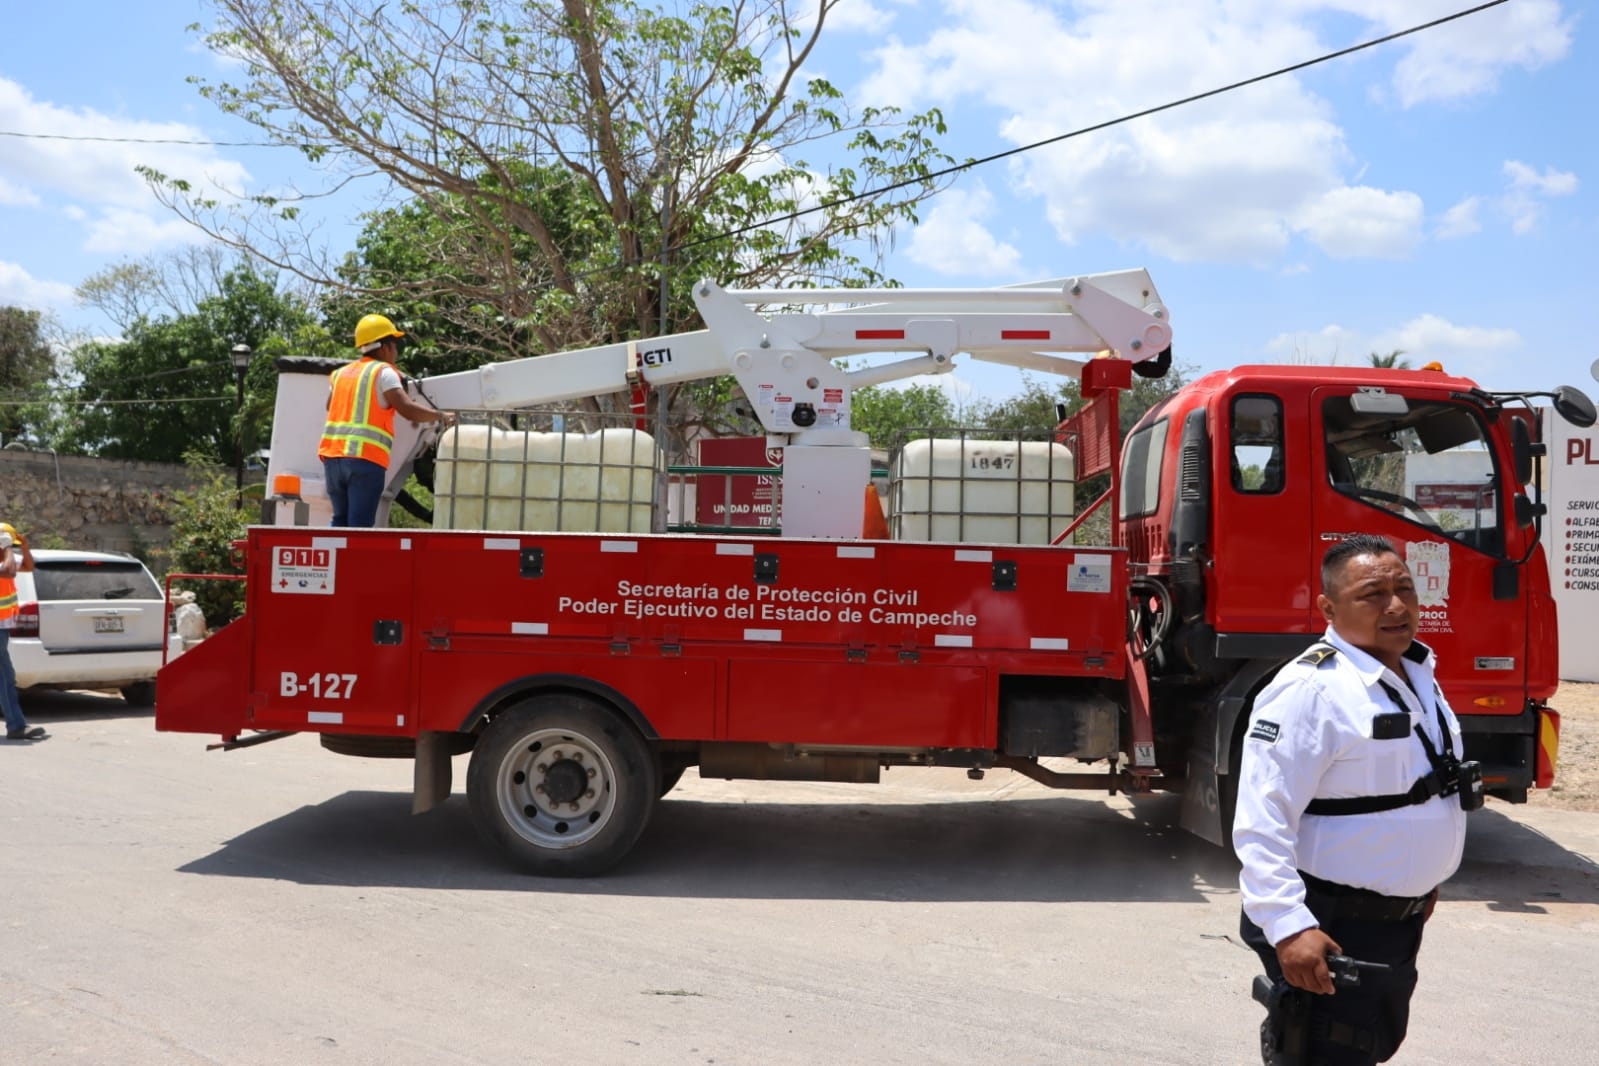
[0,395,233,407]
[678,0,1511,251]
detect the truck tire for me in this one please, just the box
[467,694,659,876]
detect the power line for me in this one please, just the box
[679,0,1511,251]
[0,395,233,408]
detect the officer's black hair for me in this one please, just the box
[1321,533,1400,596]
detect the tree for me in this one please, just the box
[850,382,962,452]
[149,0,956,368]
[77,245,248,334]
[55,268,336,463]
[0,307,60,444]
[1369,349,1410,369]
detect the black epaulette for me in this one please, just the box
[1297,645,1337,667]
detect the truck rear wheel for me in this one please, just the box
[467,694,659,876]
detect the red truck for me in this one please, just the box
[156,272,1595,873]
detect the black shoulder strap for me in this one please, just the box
[1297,644,1336,667]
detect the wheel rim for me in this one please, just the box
[495,726,618,850]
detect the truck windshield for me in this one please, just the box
[1323,396,1501,554]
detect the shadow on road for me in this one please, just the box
[19,689,147,723]
[179,789,1247,901]
[1451,805,1599,913]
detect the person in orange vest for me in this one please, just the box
[319,314,447,527]
[0,522,44,742]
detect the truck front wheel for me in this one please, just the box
[467,694,659,876]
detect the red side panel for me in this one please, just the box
[155,617,252,736]
[159,528,1133,749]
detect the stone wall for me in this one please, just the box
[0,449,221,564]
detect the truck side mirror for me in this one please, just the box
[1513,493,1544,530]
[1511,418,1538,485]
[1554,385,1597,428]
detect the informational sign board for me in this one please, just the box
[695,437,779,530]
[1545,415,1599,681]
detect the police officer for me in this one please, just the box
[319,314,446,527]
[1234,533,1471,1065]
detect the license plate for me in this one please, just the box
[94,616,124,634]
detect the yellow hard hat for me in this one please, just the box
[354,314,405,352]
[0,523,16,539]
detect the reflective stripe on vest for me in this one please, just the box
[318,358,396,466]
[0,575,16,622]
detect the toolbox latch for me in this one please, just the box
[992,560,1017,592]
[754,553,779,585]
[520,547,544,578]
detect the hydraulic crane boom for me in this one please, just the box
[265,271,1171,536]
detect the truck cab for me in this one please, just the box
[1126,365,1569,838]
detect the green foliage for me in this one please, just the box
[0,306,61,444]
[160,451,247,626]
[851,382,961,452]
[52,267,327,462]
[159,0,957,380]
[1369,349,1410,369]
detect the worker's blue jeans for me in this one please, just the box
[0,629,27,734]
[322,457,388,528]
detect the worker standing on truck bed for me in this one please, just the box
[318,313,447,527]
[1234,533,1472,1065]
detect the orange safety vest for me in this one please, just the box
[318,357,397,467]
[0,574,17,623]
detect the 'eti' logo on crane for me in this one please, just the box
[639,346,673,368]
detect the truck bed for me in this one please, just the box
[156,527,1130,749]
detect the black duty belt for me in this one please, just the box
[1300,871,1433,922]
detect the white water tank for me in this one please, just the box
[889,438,1075,544]
[433,424,659,533]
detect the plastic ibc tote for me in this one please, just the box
[433,424,658,533]
[889,438,1075,545]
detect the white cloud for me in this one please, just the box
[1436,196,1481,239]
[80,207,205,256]
[0,176,40,207]
[825,0,897,35]
[855,1,1576,266]
[1383,0,1572,108]
[1502,160,1579,234]
[0,75,251,250]
[0,261,76,311]
[904,185,1023,277]
[1264,314,1521,376]
[1295,186,1423,259]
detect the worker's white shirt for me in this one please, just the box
[372,364,402,408]
[1233,627,1468,946]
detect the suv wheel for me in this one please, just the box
[121,682,156,707]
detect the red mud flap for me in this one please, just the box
[155,617,254,738]
[1535,706,1560,791]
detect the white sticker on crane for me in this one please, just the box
[272,545,336,595]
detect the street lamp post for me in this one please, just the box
[229,343,253,498]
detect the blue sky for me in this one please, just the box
[1,0,1592,405]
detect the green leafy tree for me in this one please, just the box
[0,306,61,444]
[147,0,957,437]
[1369,349,1410,369]
[161,451,247,625]
[850,382,962,452]
[56,268,335,463]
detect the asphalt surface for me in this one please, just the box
[2,690,1596,1065]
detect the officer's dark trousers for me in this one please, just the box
[1241,901,1425,1065]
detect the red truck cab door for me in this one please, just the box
[1310,385,1535,786]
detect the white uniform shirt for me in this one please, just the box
[1233,627,1468,946]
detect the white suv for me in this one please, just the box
[8,549,184,706]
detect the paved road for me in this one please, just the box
[2,691,1596,1065]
